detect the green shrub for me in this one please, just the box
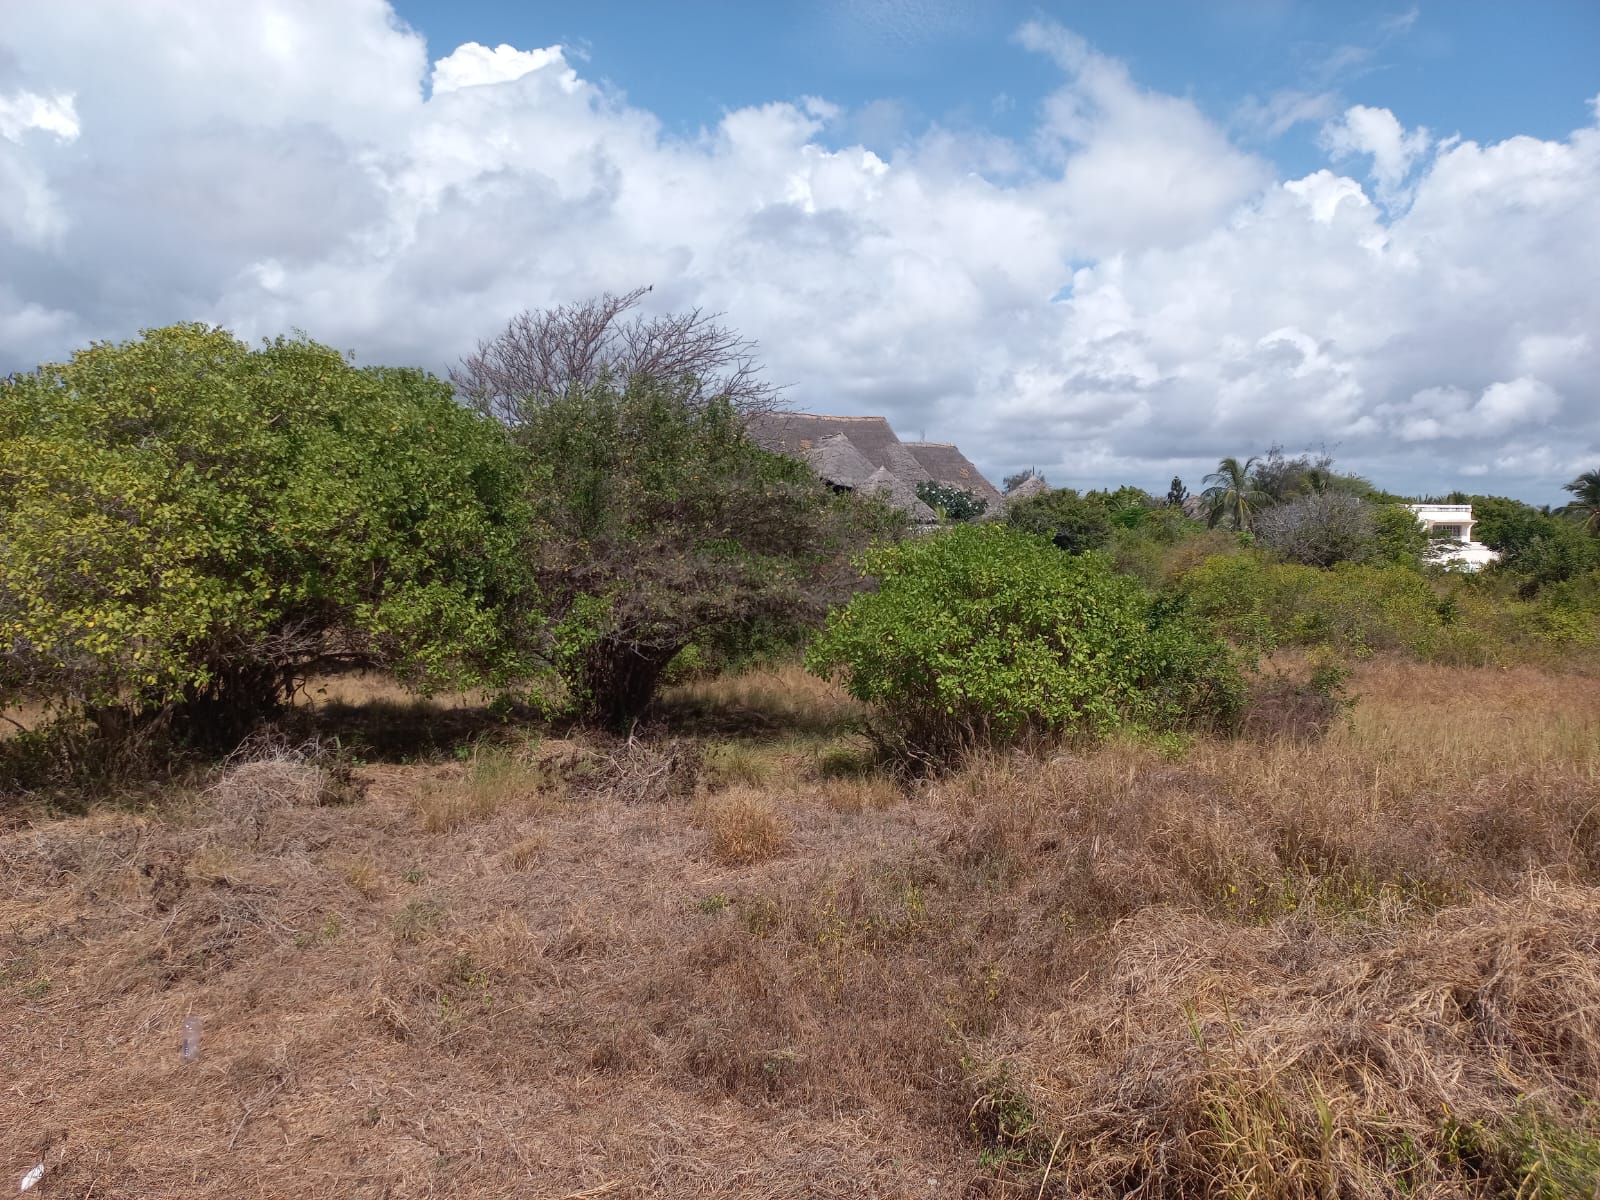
[805,525,1242,763]
[512,378,899,728]
[0,324,531,747]
[1006,487,1113,554]
[915,481,988,523]
[1173,550,1600,666]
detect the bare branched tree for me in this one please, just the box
[1254,492,1377,567]
[451,286,782,424]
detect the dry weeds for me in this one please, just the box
[695,786,789,865]
[2,659,1597,1198]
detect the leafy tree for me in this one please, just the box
[1370,503,1431,565]
[1007,487,1113,554]
[451,285,779,423]
[806,524,1242,762]
[1466,495,1600,586]
[1248,445,1377,503]
[1202,456,1269,531]
[1564,469,1600,535]
[915,481,987,523]
[515,376,897,728]
[1166,476,1188,508]
[0,324,531,744]
[1087,485,1155,529]
[1253,492,1377,567]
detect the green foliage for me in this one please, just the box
[1086,485,1156,529]
[1202,456,1269,531]
[1370,503,1430,565]
[0,324,530,743]
[1496,1107,1600,1200]
[806,524,1243,762]
[915,481,988,523]
[1006,486,1113,554]
[514,377,898,728]
[1177,552,1468,659]
[1165,475,1189,508]
[1463,494,1600,589]
[1564,468,1600,535]
[1174,548,1600,664]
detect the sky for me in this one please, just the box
[1,2,1597,502]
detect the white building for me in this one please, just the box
[1406,503,1500,570]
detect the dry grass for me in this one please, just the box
[0,698,49,738]
[695,786,789,865]
[411,746,551,833]
[2,659,1598,1197]
[660,663,863,735]
[701,739,775,788]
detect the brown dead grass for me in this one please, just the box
[410,746,551,833]
[2,659,1598,1198]
[660,663,863,735]
[696,786,789,865]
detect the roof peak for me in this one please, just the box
[766,412,889,422]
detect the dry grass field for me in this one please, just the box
[3,660,1598,1198]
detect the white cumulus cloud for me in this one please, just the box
[0,6,1596,503]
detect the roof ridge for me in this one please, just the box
[767,412,891,422]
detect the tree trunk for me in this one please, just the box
[579,639,677,731]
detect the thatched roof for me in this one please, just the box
[1004,475,1051,505]
[902,441,1004,507]
[863,466,938,524]
[801,433,877,489]
[879,440,935,485]
[748,413,932,482]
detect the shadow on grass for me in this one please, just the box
[654,665,864,742]
[280,699,533,763]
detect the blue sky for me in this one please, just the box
[392,1,1600,181]
[2,1,1598,500]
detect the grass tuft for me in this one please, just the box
[696,787,788,865]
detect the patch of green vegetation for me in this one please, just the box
[808,523,1244,764]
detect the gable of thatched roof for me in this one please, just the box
[1003,474,1050,505]
[748,412,931,482]
[902,441,1003,507]
[862,466,938,524]
[801,432,877,489]
[879,440,935,485]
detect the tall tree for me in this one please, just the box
[515,377,898,728]
[451,285,780,424]
[1165,476,1188,508]
[1,325,531,745]
[1564,468,1600,535]
[1202,456,1268,531]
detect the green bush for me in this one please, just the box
[916,481,988,523]
[1177,552,1460,658]
[805,525,1243,762]
[1173,550,1600,665]
[1006,487,1113,554]
[512,377,900,728]
[0,324,531,747]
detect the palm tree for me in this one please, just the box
[1202,456,1268,531]
[1564,468,1600,535]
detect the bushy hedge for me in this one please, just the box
[1175,550,1600,663]
[1,324,531,745]
[805,524,1243,762]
